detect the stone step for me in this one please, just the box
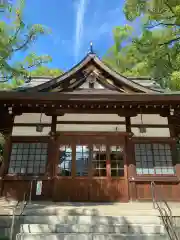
[0,215,163,228]
[22,203,161,216]
[16,233,168,240]
[2,201,180,217]
[22,208,159,216]
[20,224,165,234]
[24,201,180,210]
[19,215,162,225]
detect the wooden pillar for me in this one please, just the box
[125,116,135,200]
[125,117,131,133]
[46,115,59,200]
[106,146,111,178]
[168,113,180,178]
[0,110,14,196]
[168,115,176,137]
[125,116,137,201]
[47,115,58,178]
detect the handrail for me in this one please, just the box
[151,181,179,240]
[10,200,19,240]
[16,181,35,240]
[29,179,33,203]
[10,191,28,240]
[19,191,28,215]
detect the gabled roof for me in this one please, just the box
[17,53,163,94]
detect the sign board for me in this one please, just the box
[36,181,42,196]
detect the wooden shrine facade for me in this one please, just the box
[0,53,180,202]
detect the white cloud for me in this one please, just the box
[84,7,123,42]
[71,2,127,60]
[74,0,88,60]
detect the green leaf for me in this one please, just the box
[0,0,53,87]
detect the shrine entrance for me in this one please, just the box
[52,133,129,202]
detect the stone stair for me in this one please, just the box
[0,201,176,240]
[17,219,167,240]
[10,202,168,240]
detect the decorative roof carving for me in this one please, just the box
[87,72,97,84]
[16,53,163,94]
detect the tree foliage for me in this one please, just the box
[0,0,51,83]
[104,0,180,90]
[104,25,150,77]
[0,66,63,89]
[30,66,63,77]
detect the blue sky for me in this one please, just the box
[15,0,137,71]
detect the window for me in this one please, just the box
[110,145,124,177]
[8,143,48,175]
[92,144,106,176]
[59,145,72,176]
[135,143,175,175]
[76,145,89,176]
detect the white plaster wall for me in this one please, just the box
[56,124,126,132]
[12,114,170,137]
[12,127,51,136]
[131,114,168,125]
[14,113,51,123]
[57,114,125,122]
[132,127,170,137]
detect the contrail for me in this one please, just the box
[74,0,87,60]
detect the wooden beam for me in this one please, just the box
[9,104,170,116]
[13,121,169,128]
[42,108,169,115]
[1,91,180,103]
[0,113,14,188]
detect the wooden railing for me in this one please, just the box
[151,181,179,240]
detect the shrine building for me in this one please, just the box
[0,52,180,202]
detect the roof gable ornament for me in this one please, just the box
[87,72,96,84]
[89,42,94,54]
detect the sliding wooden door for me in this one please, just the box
[52,134,129,202]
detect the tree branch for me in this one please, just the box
[159,36,180,46]
[0,59,48,82]
[8,14,22,46]
[165,52,177,71]
[26,60,48,70]
[164,0,176,15]
[146,22,180,29]
[12,33,34,52]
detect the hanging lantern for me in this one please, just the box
[139,109,146,135]
[36,113,43,132]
